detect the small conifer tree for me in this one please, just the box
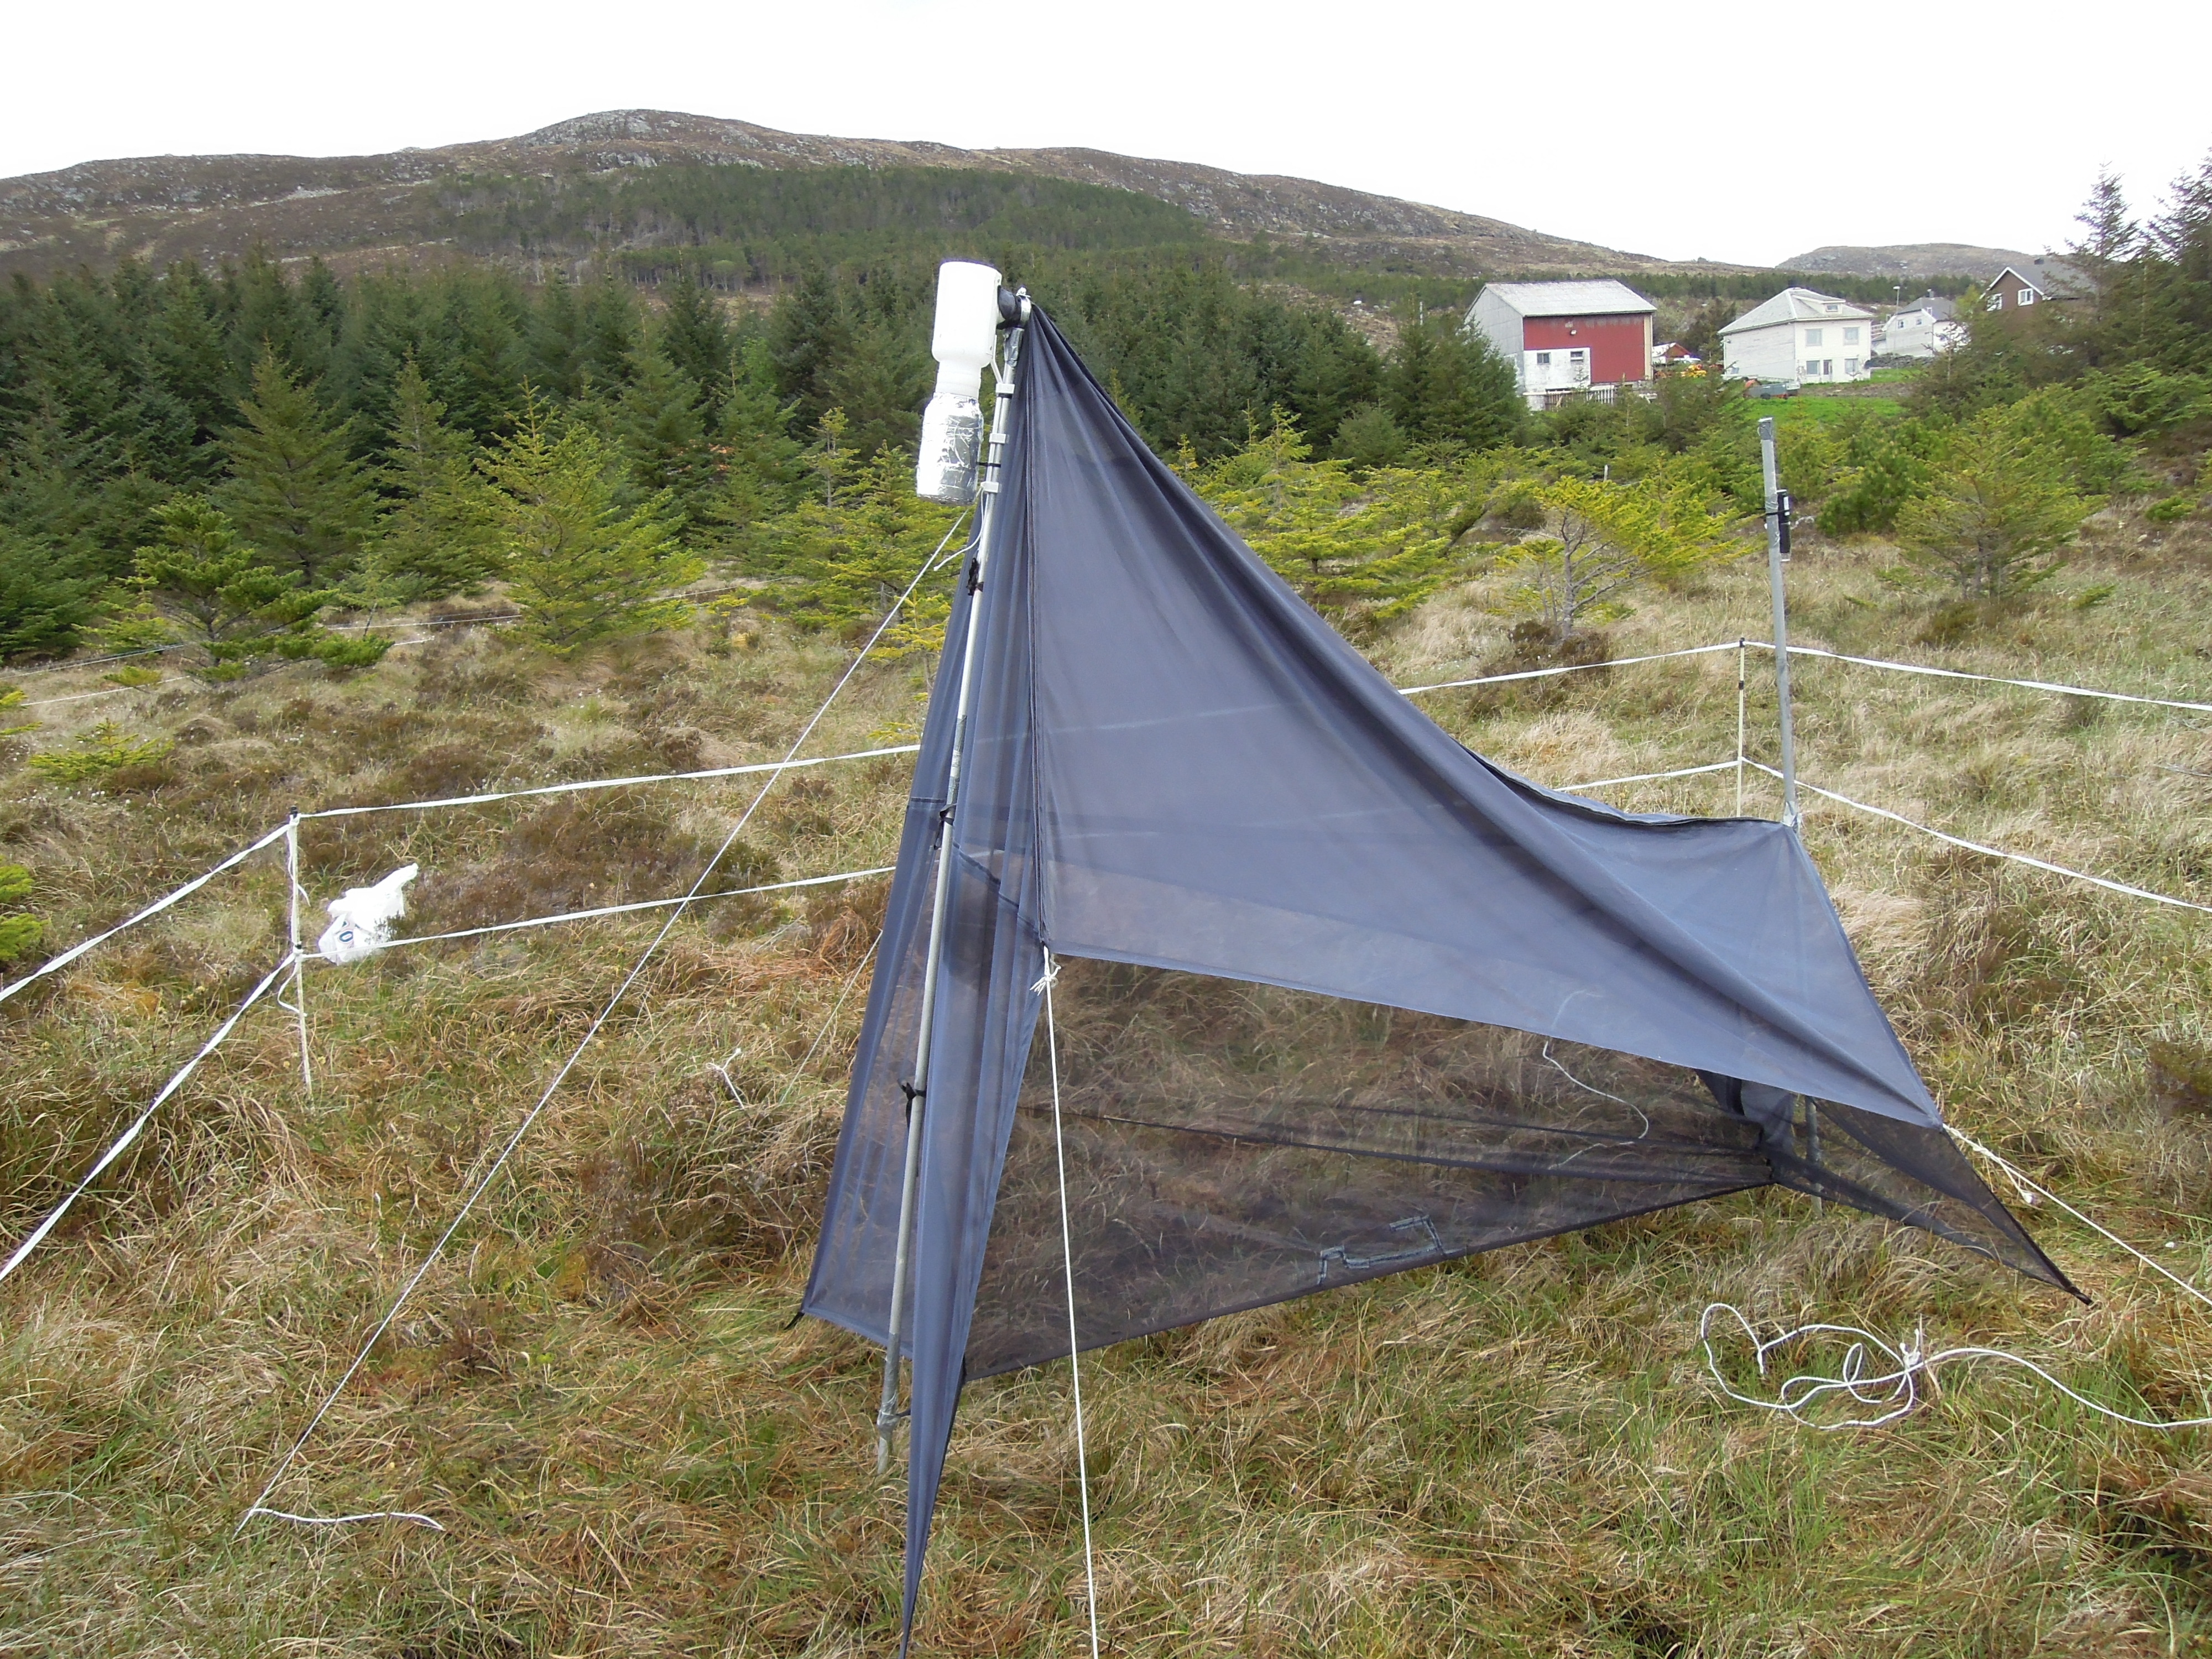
[613,345,718,530]
[372,357,500,601]
[127,494,384,669]
[220,348,380,586]
[484,397,701,651]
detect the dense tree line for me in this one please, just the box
[0,247,1526,660]
[444,164,1213,291]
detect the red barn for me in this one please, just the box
[1464,280,1657,409]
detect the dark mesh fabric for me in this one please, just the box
[800,307,2069,1649]
[966,961,2056,1379]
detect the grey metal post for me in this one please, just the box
[876,301,1027,1474]
[1758,417,1799,829]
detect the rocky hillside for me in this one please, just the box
[1777,242,2038,281]
[0,108,1705,283]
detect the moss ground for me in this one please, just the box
[6,502,2212,1655]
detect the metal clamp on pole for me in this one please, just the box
[878,265,1029,1474]
[1758,417,1800,830]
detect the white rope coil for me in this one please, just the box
[1700,1302,2212,1432]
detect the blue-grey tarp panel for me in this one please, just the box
[802,308,2063,1650]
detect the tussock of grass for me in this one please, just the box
[4,521,2212,1655]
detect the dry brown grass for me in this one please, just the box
[3,519,2212,1655]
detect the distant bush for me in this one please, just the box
[1890,420,2091,602]
[0,859,40,966]
[27,720,174,784]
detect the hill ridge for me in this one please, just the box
[0,107,1710,283]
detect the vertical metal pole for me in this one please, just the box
[1758,418,1799,830]
[1735,639,1747,816]
[877,309,1026,1474]
[286,808,312,1099]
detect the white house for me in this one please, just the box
[1874,294,1961,360]
[1464,280,1657,409]
[1719,288,1877,387]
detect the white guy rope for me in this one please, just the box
[1751,641,2212,715]
[0,954,290,1284]
[1743,760,2212,917]
[0,823,289,1006]
[1397,641,1738,697]
[236,513,973,1536]
[333,868,896,955]
[239,1507,444,1531]
[298,744,923,821]
[20,684,175,708]
[1562,759,1738,792]
[1946,1127,2212,1316]
[763,932,882,1108]
[1036,950,1102,1659]
[1699,1302,2212,1432]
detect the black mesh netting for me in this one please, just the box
[967,958,2058,1378]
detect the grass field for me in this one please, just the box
[5,497,2212,1656]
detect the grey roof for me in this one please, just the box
[1720,286,1877,335]
[1886,294,1957,322]
[1989,258,2089,299]
[1477,279,1656,317]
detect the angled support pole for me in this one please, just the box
[877,289,1030,1474]
[1759,417,1799,830]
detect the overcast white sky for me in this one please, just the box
[5,0,2206,267]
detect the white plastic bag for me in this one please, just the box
[317,864,419,964]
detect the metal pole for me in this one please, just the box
[285,808,312,1098]
[876,300,1027,1474]
[1758,418,1799,830]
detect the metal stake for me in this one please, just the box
[1758,418,1799,829]
[877,300,1027,1474]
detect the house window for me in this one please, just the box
[1844,326,1860,344]
[1569,349,1585,359]
[1536,352,1551,366]
[1987,292,2005,311]
[1804,360,1822,376]
[1845,358,1860,375]
[1805,328,1824,347]
[2017,289,2036,306]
